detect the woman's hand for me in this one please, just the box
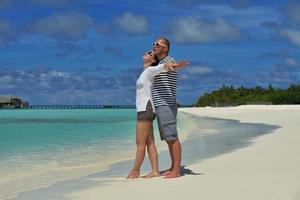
[164,60,189,71]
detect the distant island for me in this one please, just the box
[3,84,299,109]
[0,95,192,109]
[196,84,300,107]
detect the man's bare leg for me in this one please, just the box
[161,140,175,176]
[164,139,181,178]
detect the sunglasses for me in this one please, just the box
[147,50,153,55]
[152,42,167,48]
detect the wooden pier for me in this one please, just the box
[28,105,137,109]
[26,104,193,109]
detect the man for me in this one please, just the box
[152,37,182,178]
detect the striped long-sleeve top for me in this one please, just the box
[152,56,177,107]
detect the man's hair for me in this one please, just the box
[158,37,170,52]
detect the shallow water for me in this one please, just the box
[0,109,190,199]
[9,111,280,200]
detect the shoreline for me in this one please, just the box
[3,111,194,200]
[63,105,300,200]
[9,106,292,200]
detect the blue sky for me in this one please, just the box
[0,0,300,105]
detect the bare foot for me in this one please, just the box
[163,171,181,179]
[126,171,140,179]
[142,171,160,179]
[161,169,172,176]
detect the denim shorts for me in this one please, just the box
[137,100,156,122]
[155,105,178,141]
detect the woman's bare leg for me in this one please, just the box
[127,121,152,179]
[143,124,160,178]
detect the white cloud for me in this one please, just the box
[49,70,70,78]
[279,28,300,47]
[261,62,300,86]
[186,66,214,75]
[0,75,12,84]
[169,17,241,44]
[116,12,148,35]
[25,11,93,40]
[285,57,298,67]
[268,2,300,48]
[0,67,138,104]
[181,65,215,80]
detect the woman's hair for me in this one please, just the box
[151,54,159,66]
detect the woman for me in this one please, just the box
[127,51,188,179]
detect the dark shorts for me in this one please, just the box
[137,100,156,122]
[156,105,178,141]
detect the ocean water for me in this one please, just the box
[0,109,190,199]
[0,109,279,200]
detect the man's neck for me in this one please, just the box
[158,53,168,60]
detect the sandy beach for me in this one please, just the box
[60,105,300,200]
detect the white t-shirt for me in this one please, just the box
[136,64,167,112]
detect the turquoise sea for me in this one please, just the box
[0,109,279,200]
[0,109,190,199]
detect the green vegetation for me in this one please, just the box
[196,84,300,107]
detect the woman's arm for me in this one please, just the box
[145,61,189,79]
[145,63,168,79]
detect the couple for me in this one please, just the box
[127,37,188,179]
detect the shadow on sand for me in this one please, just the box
[160,165,203,176]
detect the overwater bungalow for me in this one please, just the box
[0,96,29,109]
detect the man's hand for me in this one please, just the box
[164,60,189,71]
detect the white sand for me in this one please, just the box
[65,105,300,200]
